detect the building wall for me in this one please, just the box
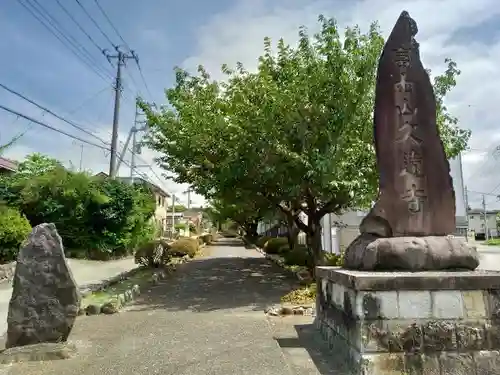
[153,192,168,234]
[469,213,497,235]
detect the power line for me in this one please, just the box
[136,62,154,100]
[93,0,131,51]
[90,0,153,99]
[54,0,105,55]
[17,0,111,82]
[0,104,157,185]
[74,0,116,47]
[0,82,107,145]
[24,0,112,78]
[0,104,108,150]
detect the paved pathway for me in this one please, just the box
[0,257,136,337]
[3,238,334,375]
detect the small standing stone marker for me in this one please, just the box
[5,223,81,349]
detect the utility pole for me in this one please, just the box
[79,144,84,172]
[183,187,193,209]
[171,194,176,238]
[465,185,470,241]
[104,46,138,178]
[482,194,489,240]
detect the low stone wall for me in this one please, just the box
[316,266,500,375]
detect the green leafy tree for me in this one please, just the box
[142,16,471,267]
[0,155,156,259]
[15,153,63,179]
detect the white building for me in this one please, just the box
[468,209,499,239]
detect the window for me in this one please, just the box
[470,216,474,219]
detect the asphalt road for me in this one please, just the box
[3,238,312,375]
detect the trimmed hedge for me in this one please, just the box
[282,245,313,268]
[263,237,289,254]
[134,239,172,268]
[255,236,272,248]
[201,234,213,244]
[169,237,199,258]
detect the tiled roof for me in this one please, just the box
[0,157,18,172]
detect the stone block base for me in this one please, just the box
[315,266,500,374]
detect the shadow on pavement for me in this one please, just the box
[128,251,301,314]
[273,321,351,375]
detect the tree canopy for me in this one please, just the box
[141,15,471,263]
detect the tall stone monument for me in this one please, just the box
[342,10,478,271]
[315,12,500,375]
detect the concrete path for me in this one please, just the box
[0,257,136,337]
[2,238,332,375]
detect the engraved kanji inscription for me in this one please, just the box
[394,47,411,69]
[402,183,426,213]
[395,73,413,92]
[403,150,423,176]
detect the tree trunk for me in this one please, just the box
[284,212,299,251]
[243,220,259,241]
[306,214,324,276]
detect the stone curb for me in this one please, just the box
[79,254,194,316]
[254,246,313,284]
[265,304,315,317]
[255,246,316,317]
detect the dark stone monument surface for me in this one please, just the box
[343,11,479,271]
[6,223,81,349]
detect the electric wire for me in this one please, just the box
[0,82,107,145]
[93,0,131,51]
[74,0,116,47]
[16,0,109,82]
[23,0,113,79]
[54,0,106,55]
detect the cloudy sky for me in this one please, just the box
[0,0,498,210]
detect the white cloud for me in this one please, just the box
[182,0,500,209]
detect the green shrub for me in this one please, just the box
[134,239,172,268]
[324,251,344,266]
[201,234,213,244]
[255,236,272,248]
[0,206,32,262]
[282,245,313,268]
[263,237,289,254]
[221,229,238,238]
[169,237,199,258]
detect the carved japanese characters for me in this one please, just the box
[342,11,478,271]
[360,10,455,237]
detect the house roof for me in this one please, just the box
[0,157,18,172]
[94,172,171,198]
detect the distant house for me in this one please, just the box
[0,156,18,175]
[467,209,499,240]
[94,172,171,235]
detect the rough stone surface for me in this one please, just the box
[316,266,500,374]
[344,234,479,271]
[363,10,455,237]
[316,267,500,291]
[0,342,77,364]
[6,223,81,349]
[344,10,471,272]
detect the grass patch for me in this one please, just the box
[81,268,154,308]
[281,283,317,305]
[484,238,500,246]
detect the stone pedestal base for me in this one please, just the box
[315,267,500,374]
[343,235,480,271]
